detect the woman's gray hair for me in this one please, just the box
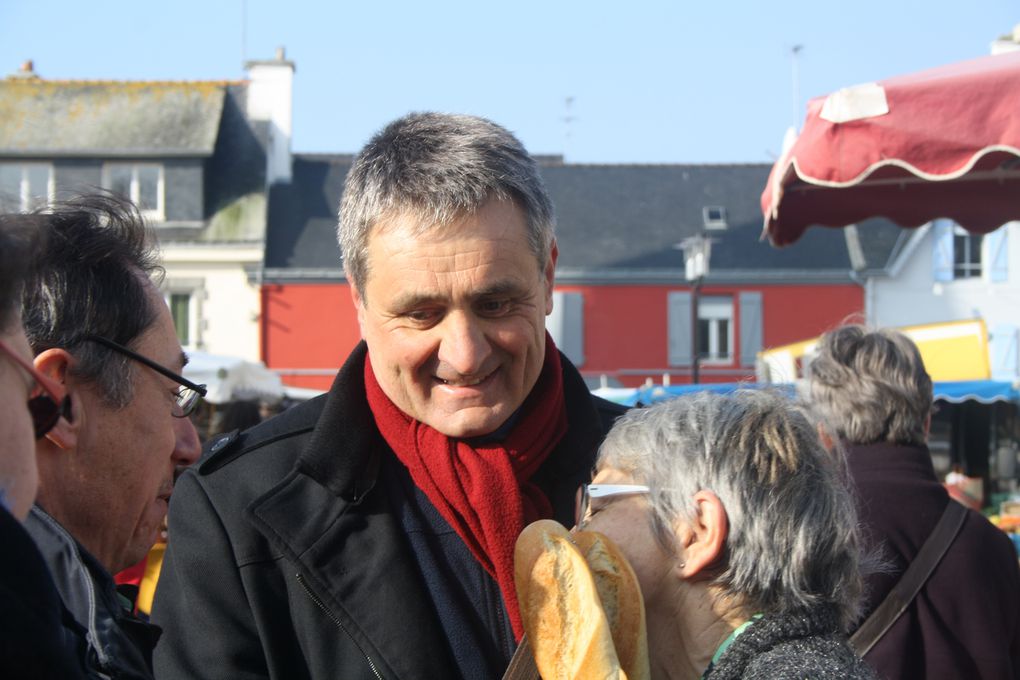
[806,324,932,447]
[596,390,864,630]
[337,112,555,297]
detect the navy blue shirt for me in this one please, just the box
[383,455,516,680]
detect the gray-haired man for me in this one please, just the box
[153,112,624,680]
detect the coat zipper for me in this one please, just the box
[295,573,383,679]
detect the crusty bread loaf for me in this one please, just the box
[514,519,625,680]
[573,531,650,680]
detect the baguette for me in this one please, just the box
[514,519,625,680]
[573,531,650,680]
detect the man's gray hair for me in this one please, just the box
[337,112,555,296]
[807,324,933,447]
[596,390,864,630]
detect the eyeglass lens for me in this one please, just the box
[173,386,201,417]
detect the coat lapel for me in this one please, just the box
[248,343,457,678]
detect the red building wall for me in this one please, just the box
[262,282,863,391]
[261,283,360,390]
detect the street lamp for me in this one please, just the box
[680,234,712,384]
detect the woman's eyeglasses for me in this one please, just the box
[575,483,651,526]
[80,334,206,418]
[0,338,72,439]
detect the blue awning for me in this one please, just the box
[933,380,1020,404]
[635,382,795,405]
[593,380,1019,407]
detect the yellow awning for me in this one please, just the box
[758,319,990,383]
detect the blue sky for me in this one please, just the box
[1,1,1015,163]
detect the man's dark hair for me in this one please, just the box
[0,213,43,333]
[21,194,163,408]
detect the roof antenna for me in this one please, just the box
[562,96,576,163]
[241,0,248,72]
[790,45,803,131]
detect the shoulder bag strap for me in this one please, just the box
[502,634,540,680]
[850,500,968,657]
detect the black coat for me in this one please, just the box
[848,442,1020,680]
[152,343,623,680]
[25,505,161,680]
[0,505,85,679]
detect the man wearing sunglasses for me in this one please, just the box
[0,216,85,677]
[17,195,202,680]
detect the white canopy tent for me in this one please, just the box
[182,351,284,404]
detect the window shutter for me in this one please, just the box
[668,292,693,366]
[738,292,764,367]
[932,219,954,282]
[986,226,1009,283]
[991,324,1019,381]
[548,291,585,367]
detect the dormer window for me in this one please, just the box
[103,162,164,221]
[703,205,727,230]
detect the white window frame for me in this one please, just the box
[164,289,200,349]
[952,225,982,279]
[102,162,165,221]
[697,296,734,364]
[703,205,728,230]
[0,162,54,212]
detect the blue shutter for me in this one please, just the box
[668,292,693,366]
[548,291,585,367]
[932,219,954,282]
[991,324,1019,381]
[986,227,1009,283]
[738,292,764,367]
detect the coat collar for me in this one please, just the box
[247,341,608,677]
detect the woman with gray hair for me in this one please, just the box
[580,390,874,679]
[807,324,1020,679]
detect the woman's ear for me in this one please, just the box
[34,348,80,451]
[676,490,728,579]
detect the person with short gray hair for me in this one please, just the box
[338,111,556,296]
[808,324,1020,679]
[153,112,624,680]
[807,324,932,447]
[583,390,874,679]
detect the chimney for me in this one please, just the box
[245,47,295,185]
[9,60,39,79]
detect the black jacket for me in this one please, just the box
[847,442,1020,680]
[0,505,86,679]
[24,505,160,680]
[152,343,623,680]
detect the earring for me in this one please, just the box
[678,562,686,568]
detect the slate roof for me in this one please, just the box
[0,79,231,157]
[264,155,904,283]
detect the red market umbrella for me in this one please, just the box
[762,51,1020,247]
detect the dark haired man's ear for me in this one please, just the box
[34,348,80,451]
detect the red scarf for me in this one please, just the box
[364,335,568,640]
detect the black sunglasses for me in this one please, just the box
[0,338,73,439]
[80,334,207,417]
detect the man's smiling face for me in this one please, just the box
[354,198,556,438]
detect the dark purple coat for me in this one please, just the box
[847,442,1020,680]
